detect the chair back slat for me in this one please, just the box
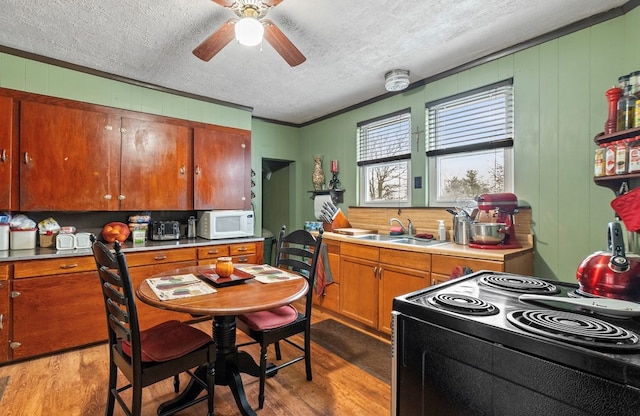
[103,281,127,306]
[109,315,132,342]
[106,298,129,324]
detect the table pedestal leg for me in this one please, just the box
[157,315,260,416]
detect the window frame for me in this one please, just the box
[425,79,514,206]
[356,108,412,207]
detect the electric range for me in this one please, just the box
[391,271,640,416]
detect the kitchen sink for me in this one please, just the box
[350,234,447,246]
[352,234,400,241]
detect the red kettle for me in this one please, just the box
[576,221,640,302]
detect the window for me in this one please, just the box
[357,109,411,206]
[426,80,514,205]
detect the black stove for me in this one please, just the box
[391,271,640,416]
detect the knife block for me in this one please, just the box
[322,208,351,231]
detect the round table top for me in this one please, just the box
[136,265,309,316]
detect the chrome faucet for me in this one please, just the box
[390,217,409,234]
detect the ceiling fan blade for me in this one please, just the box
[262,19,306,67]
[211,0,236,7]
[193,19,237,62]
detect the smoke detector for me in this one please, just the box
[384,69,410,92]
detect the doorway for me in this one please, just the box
[261,158,293,265]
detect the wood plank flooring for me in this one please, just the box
[0,311,391,416]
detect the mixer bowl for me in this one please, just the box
[470,223,507,244]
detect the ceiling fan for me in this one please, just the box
[193,0,306,67]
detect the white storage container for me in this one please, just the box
[10,228,37,250]
[74,232,92,249]
[56,234,75,250]
[0,224,9,250]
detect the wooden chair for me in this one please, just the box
[91,238,216,416]
[236,226,323,409]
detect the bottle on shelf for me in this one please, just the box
[594,147,605,177]
[618,81,637,131]
[605,141,617,176]
[629,136,640,173]
[615,140,628,175]
[438,220,446,242]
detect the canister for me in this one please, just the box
[0,224,8,250]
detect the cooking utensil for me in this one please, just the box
[518,294,640,318]
[470,222,507,244]
[577,221,640,302]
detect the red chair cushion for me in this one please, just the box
[122,320,211,362]
[238,305,298,331]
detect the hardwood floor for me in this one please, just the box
[0,311,391,416]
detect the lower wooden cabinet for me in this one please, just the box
[0,265,10,363]
[339,243,430,335]
[197,241,262,266]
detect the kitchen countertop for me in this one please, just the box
[322,231,533,261]
[0,236,265,262]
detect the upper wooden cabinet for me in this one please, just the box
[194,126,251,210]
[0,96,18,211]
[120,117,192,211]
[19,101,121,211]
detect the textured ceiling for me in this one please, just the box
[0,0,630,125]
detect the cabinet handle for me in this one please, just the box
[373,266,378,278]
[0,313,3,330]
[118,195,126,200]
[0,149,6,162]
[10,291,20,298]
[154,255,168,261]
[60,263,78,269]
[378,267,383,279]
[236,247,248,252]
[237,257,248,263]
[208,249,219,254]
[24,152,32,164]
[10,341,21,349]
[179,165,186,174]
[104,194,112,200]
[195,165,201,175]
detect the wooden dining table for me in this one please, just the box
[136,264,309,416]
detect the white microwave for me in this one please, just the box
[197,210,255,239]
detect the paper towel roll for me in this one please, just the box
[314,194,333,220]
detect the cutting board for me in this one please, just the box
[332,228,377,236]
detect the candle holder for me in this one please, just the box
[329,160,341,190]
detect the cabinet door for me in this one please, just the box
[11,272,106,359]
[0,278,8,363]
[120,117,192,210]
[378,264,429,334]
[20,101,120,211]
[194,126,251,210]
[0,96,17,211]
[340,255,379,327]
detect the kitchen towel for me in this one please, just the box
[611,187,640,232]
[315,243,334,295]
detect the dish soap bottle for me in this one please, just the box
[438,220,446,241]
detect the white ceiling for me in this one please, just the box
[0,0,630,125]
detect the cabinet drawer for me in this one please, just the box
[14,256,95,278]
[230,242,256,256]
[197,245,230,259]
[0,264,9,280]
[341,242,379,261]
[431,254,503,275]
[126,248,197,267]
[379,248,430,271]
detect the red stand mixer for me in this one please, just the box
[469,192,521,249]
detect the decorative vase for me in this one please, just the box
[312,156,325,191]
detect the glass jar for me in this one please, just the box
[629,137,640,173]
[615,140,628,174]
[605,142,617,176]
[617,82,637,131]
[594,147,605,177]
[215,257,234,278]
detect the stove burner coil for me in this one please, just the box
[479,274,560,295]
[507,309,640,350]
[426,293,499,316]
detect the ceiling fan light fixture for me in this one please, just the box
[235,7,264,47]
[384,69,410,92]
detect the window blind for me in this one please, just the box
[426,80,513,157]
[357,109,411,166]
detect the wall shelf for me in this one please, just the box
[594,128,640,194]
[308,189,345,204]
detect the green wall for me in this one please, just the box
[2,8,638,282]
[291,9,640,282]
